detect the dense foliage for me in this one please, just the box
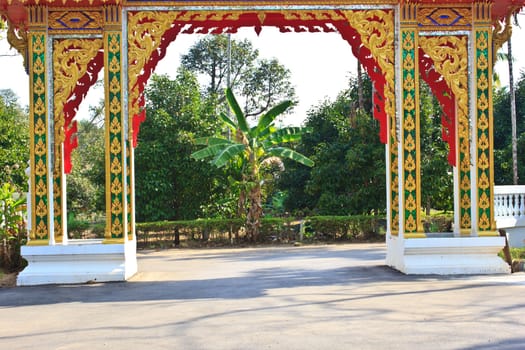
[0,183,26,270]
[135,69,226,221]
[0,89,28,190]
[419,82,453,214]
[0,90,28,270]
[67,118,105,216]
[279,75,385,216]
[493,71,525,184]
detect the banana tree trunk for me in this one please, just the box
[246,184,263,242]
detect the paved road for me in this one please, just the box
[1,244,524,349]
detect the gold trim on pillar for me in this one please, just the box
[474,2,497,236]
[400,3,424,238]
[104,6,127,243]
[27,7,50,246]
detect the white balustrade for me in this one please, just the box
[494,186,525,247]
[494,185,525,220]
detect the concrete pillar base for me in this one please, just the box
[386,235,511,275]
[17,240,137,286]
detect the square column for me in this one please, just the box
[104,6,129,243]
[18,6,137,285]
[399,3,424,238]
[472,3,498,237]
[26,7,52,246]
[387,2,509,274]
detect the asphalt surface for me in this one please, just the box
[1,243,524,350]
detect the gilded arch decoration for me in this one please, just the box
[127,9,396,148]
[2,1,524,281]
[52,38,104,242]
[53,38,104,174]
[125,9,398,235]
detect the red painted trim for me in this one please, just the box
[63,50,104,174]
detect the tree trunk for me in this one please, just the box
[246,184,262,242]
[509,36,519,185]
[357,61,364,111]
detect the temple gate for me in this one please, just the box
[0,0,521,285]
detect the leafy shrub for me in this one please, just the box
[135,215,385,248]
[307,215,384,241]
[0,183,27,271]
[67,213,105,239]
[510,247,525,260]
[422,214,453,232]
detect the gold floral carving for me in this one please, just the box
[29,32,49,243]
[283,11,346,22]
[6,20,28,70]
[342,9,397,234]
[128,11,183,139]
[53,38,103,171]
[342,9,395,139]
[53,154,63,243]
[492,10,516,66]
[475,29,494,231]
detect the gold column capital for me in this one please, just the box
[400,2,418,26]
[26,6,47,30]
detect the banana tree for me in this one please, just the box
[192,88,314,241]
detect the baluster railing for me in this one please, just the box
[494,185,525,220]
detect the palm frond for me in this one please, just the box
[226,88,249,134]
[268,147,314,167]
[219,112,237,131]
[255,100,293,136]
[212,143,246,168]
[195,136,232,146]
[257,125,277,140]
[191,144,231,160]
[263,127,312,146]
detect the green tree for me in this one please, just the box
[181,35,258,96]
[419,82,453,214]
[279,75,384,216]
[191,88,313,240]
[135,70,225,222]
[240,58,296,119]
[67,118,105,216]
[181,35,296,117]
[493,71,525,185]
[303,97,385,216]
[0,89,28,190]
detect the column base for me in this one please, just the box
[386,235,511,275]
[17,240,137,286]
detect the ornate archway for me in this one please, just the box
[0,0,520,284]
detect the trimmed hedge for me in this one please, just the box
[135,215,386,248]
[306,215,386,240]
